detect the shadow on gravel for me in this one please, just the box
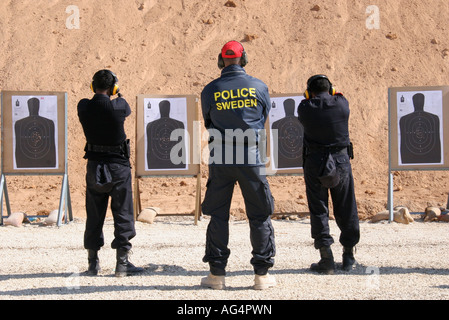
[0,263,448,297]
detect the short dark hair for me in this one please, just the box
[223,56,241,65]
[310,78,330,94]
[92,70,114,90]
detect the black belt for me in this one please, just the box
[305,145,348,155]
[87,144,123,153]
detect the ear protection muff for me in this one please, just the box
[304,74,335,99]
[91,70,120,96]
[240,50,248,67]
[217,43,248,69]
[217,53,225,69]
[109,71,120,96]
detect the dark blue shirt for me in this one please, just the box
[297,92,351,148]
[201,65,271,166]
[77,94,131,165]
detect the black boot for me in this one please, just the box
[342,246,356,271]
[87,249,100,276]
[310,246,335,275]
[115,248,144,277]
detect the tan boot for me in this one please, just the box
[253,273,276,290]
[200,273,225,290]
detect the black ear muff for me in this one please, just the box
[240,50,248,67]
[218,53,225,69]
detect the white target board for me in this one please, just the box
[135,94,200,176]
[1,91,67,174]
[389,86,449,170]
[265,93,305,175]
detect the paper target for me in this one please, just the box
[398,91,442,165]
[148,117,184,162]
[13,96,58,169]
[144,98,188,170]
[401,113,439,156]
[136,94,199,177]
[268,95,304,171]
[275,117,303,160]
[16,118,55,162]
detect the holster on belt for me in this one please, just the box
[347,142,354,159]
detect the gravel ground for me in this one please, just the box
[0,215,448,303]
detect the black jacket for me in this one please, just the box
[297,92,351,149]
[78,94,131,165]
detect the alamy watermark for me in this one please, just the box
[168,122,279,172]
[366,5,380,30]
[65,267,80,290]
[365,266,380,290]
[66,5,80,29]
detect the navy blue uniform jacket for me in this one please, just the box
[201,64,271,166]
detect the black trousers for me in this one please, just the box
[201,166,276,276]
[304,151,360,249]
[84,161,135,251]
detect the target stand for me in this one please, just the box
[388,86,449,222]
[133,173,202,225]
[0,91,73,227]
[0,173,73,227]
[135,94,201,225]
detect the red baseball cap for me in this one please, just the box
[221,41,245,58]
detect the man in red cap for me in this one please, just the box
[200,41,276,290]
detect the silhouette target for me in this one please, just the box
[399,93,441,164]
[271,98,304,168]
[14,98,56,168]
[146,100,186,169]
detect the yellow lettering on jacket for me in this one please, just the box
[216,99,257,110]
[214,88,257,101]
[214,88,257,111]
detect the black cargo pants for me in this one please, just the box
[303,150,360,249]
[201,166,276,276]
[84,161,135,251]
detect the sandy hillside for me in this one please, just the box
[1,0,449,220]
